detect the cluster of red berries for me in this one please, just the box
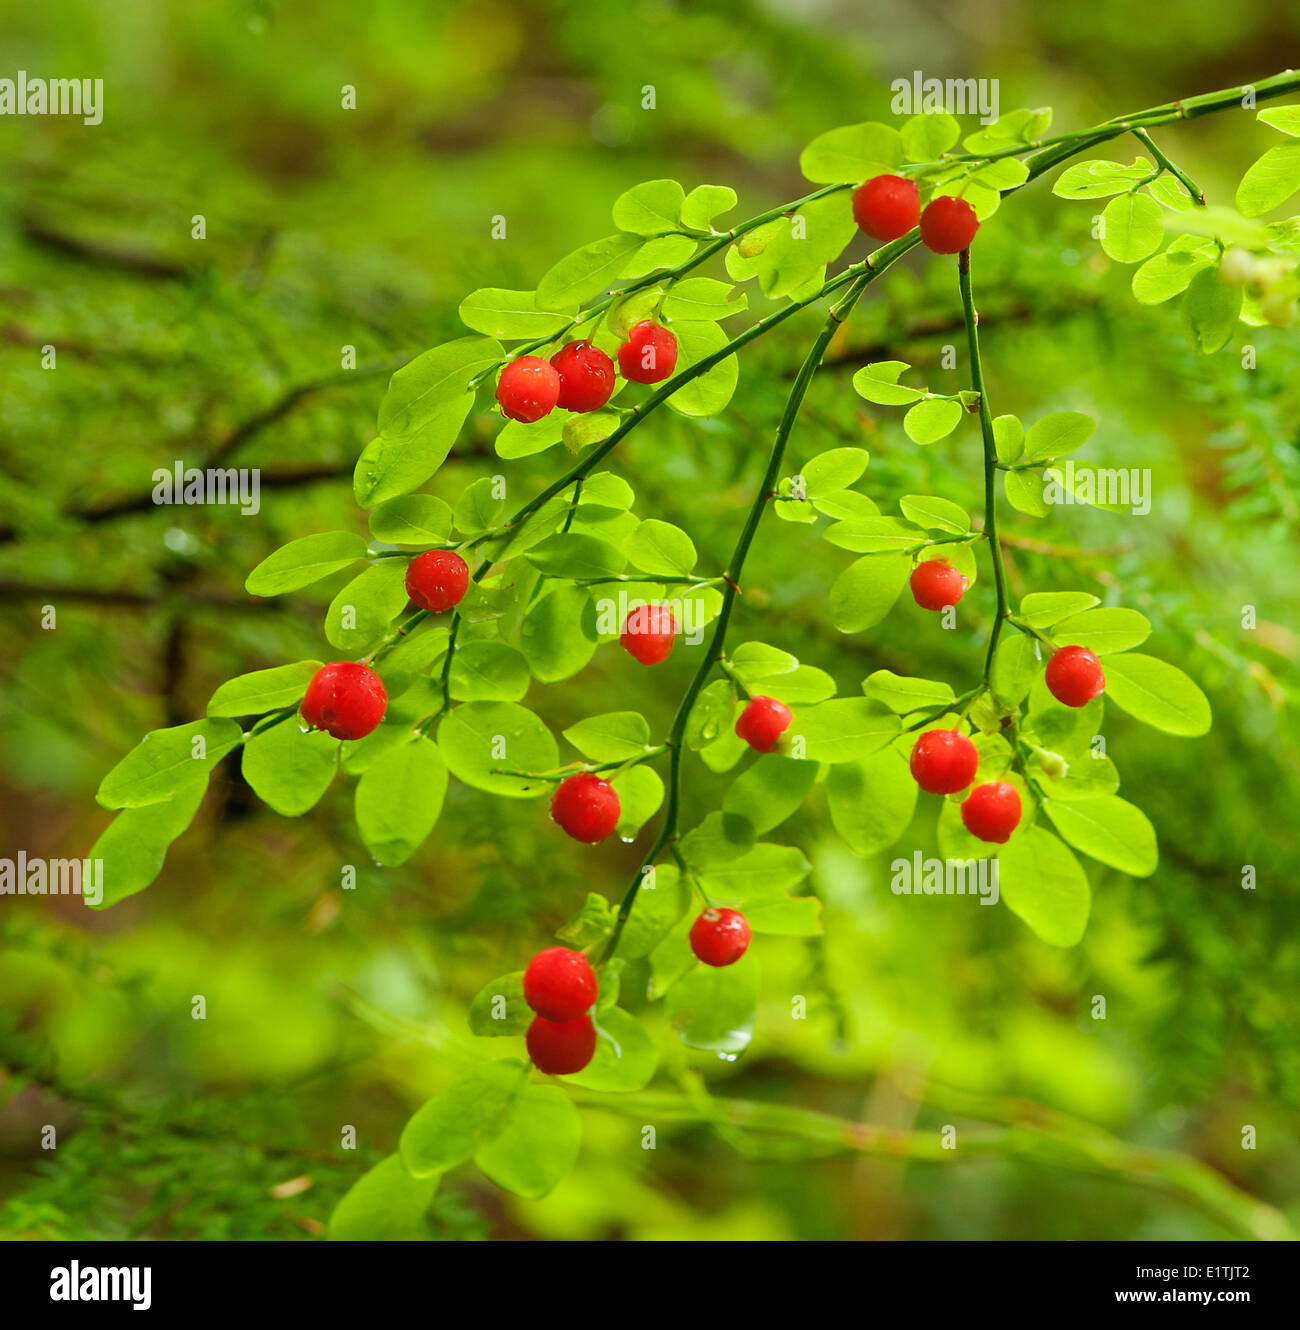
[906,645,1107,843]
[494,321,678,425]
[852,174,980,254]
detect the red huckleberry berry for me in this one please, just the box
[522,946,598,1023]
[910,729,979,795]
[300,661,387,741]
[852,173,921,242]
[920,195,981,254]
[405,548,469,614]
[550,772,621,843]
[550,340,616,413]
[620,602,678,665]
[960,781,1022,844]
[526,1014,597,1076]
[1045,645,1106,708]
[910,560,968,611]
[618,320,678,384]
[495,355,560,422]
[735,695,792,753]
[689,907,751,967]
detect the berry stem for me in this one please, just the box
[1130,127,1206,205]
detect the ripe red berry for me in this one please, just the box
[910,560,968,611]
[689,907,751,967]
[495,356,560,422]
[910,729,979,795]
[620,603,678,665]
[300,661,387,741]
[852,174,921,242]
[1045,645,1106,708]
[550,340,616,413]
[960,781,1022,844]
[405,549,469,614]
[522,946,598,1022]
[550,772,621,844]
[617,320,678,385]
[735,695,792,753]
[526,1014,597,1075]
[920,195,981,254]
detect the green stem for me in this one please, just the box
[1132,127,1206,205]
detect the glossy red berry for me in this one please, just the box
[920,195,981,254]
[550,772,620,844]
[526,1014,597,1075]
[852,174,921,242]
[300,661,387,741]
[910,729,979,795]
[405,549,469,614]
[522,946,598,1023]
[495,355,560,422]
[689,908,751,967]
[550,340,616,413]
[618,320,678,384]
[910,560,968,611]
[1045,645,1106,708]
[620,603,678,665]
[735,695,792,753]
[960,781,1022,844]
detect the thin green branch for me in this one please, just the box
[1132,127,1206,205]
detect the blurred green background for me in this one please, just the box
[2,0,1298,1240]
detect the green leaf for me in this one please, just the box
[327,1154,436,1241]
[625,519,697,576]
[355,737,448,865]
[207,660,320,718]
[438,702,558,797]
[1132,235,1217,305]
[667,320,738,417]
[497,412,567,460]
[800,122,904,183]
[612,179,686,235]
[474,1083,581,1197]
[325,558,411,652]
[990,633,1039,708]
[1019,591,1099,628]
[454,476,506,535]
[467,971,529,1036]
[459,288,575,339]
[699,844,818,936]
[680,183,738,230]
[1236,140,1300,216]
[799,447,869,497]
[616,863,691,959]
[611,765,664,839]
[679,810,755,869]
[665,954,759,1053]
[901,113,960,161]
[563,711,652,761]
[723,755,818,834]
[904,397,964,444]
[1103,654,1212,736]
[525,532,626,579]
[790,698,899,763]
[993,414,1024,465]
[1101,193,1164,263]
[899,494,970,532]
[852,360,924,406]
[1258,106,1300,136]
[1044,795,1157,877]
[1052,158,1152,199]
[621,234,696,278]
[826,746,917,855]
[1052,607,1150,654]
[241,721,338,816]
[1022,411,1096,463]
[566,1008,658,1092]
[401,1060,524,1177]
[823,515,927,554]
[660,277,747,321]
[377,337,502,441]
[863,670,954,714]
[1004,467,1049,517]
[88,778,208,909]
[1182,267,1242,353]
[829,553,911,633]
[368,495,454,546]
[686,679,736,750]
[97,719,243,810]
[245,531,368,597]
[521,584,599,683]
[537,233,642,310]
[962,107,1051,153]
[450,641,530,702]
[996,828,1091,946]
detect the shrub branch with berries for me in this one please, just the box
[89,71,1300,1224]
